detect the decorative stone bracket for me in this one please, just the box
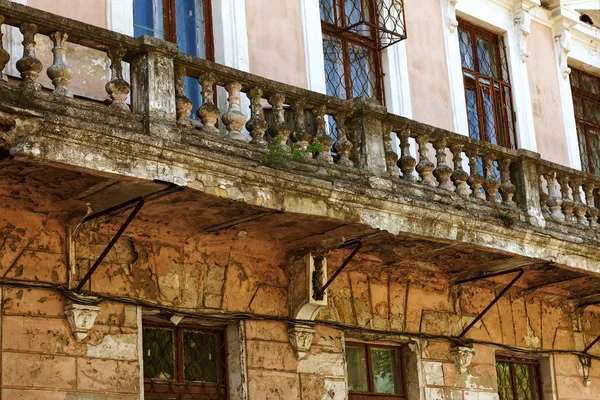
[451,344,475,374]
[288,253,328,359]
[579,355,592,386]
[64,298,101,342]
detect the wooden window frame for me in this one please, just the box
[458,19,517,149]
[570,67,600,175]
[161,0,215,61]
[495,356,543,400]
[320,0,385,103]
[143,321,227,400]
[346,342,407,400]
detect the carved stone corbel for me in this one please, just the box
[451,344,475,374]
[553,25,572,78]
[448,0,458,33]
[579,355,592,386]
[288,253,328,359]
[514,8,532,62]
[64,299,101,342]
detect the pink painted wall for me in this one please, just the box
[27,0,107,28]
[527,21,569,166]
[404,0,454,130]
[245,0,307,89]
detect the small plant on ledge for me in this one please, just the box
[259,135,324,168]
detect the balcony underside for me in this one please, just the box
[3,156,600,305]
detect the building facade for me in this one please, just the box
[2,0,600,399]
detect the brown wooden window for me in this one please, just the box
[496,357,542,400]
[458,19,517,149]
[570,67,600,175]
[320,0,406,103]
[143,322,227,400]
[346,342,406,400]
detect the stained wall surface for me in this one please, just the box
[245,0,308,89]
[527,21,569,166]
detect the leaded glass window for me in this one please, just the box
[143,323,227,400]
[346,342,406,399]
[458,19,517,149]
[496,358,542,400]
[570,67,600,175]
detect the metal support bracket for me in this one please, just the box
[313,241,361,301]
[75,198,145,292]
[455,268,524,339]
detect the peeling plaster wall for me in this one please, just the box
[2,194,600,399]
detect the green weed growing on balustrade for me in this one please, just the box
[260,135,325,167]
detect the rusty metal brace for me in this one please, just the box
[313,241,362,301]
[455,268,525,339]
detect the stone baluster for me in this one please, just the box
[291,99,311,157]
[396,127,416,182]
[268,93,291,147]
[584,183,599,228]
[539,175,550,219]
[0,16,10,81]
[570,179,588,226]
[313,105,333,164]
[545,173,565,222]
[482,155,501,203]
[47,32,72,97]
[433,138,455,191]
[499,158,516,207]
[415,136,436,186]
[558,175,575,223]
[16,23,42,91]
[173,65,192,125]
[467,150,485,200]
[333,112,353,167]
[197,72,220,135]
[106,47,131,113]
[246,88,268,146]
[383,123,398,177]
[450,145,469,197]
[222,82,247,141]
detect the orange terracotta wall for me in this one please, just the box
[27,0,107,28]
[404,0,454,130]
[245,0,307,88]
[527,21,569,165]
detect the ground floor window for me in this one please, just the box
[143,322,227,400]
[496,357,542,400]
[346,342,406,399]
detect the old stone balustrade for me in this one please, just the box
[0,0,599,242]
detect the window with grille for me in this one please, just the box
[134,0,214,118]
[319,0,407,103]
[458,19,517,149]
[346,342,406,399]
[570,67,600,175]
[496,358,542,400]
[143,323,227,400]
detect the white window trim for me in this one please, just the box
[301,0,328,94]
[441,0,539,153]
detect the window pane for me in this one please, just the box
[176,0,206,58]
[477,37,498,78]
[346,346,369,392]
[465,84,481,140]
[133,0,165,39]
[496,362,514,400]
[371,347,401,394]
[320,0,336,24]
[143,328,175,380]
[349,43,376,98]
[458,30,475,70]
[570,68,580,88]
[323,34,347,99]
[589,129,600,174]
[582,73,599,94]
[183,330,219,383]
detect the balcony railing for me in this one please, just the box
[0,0,599,236]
